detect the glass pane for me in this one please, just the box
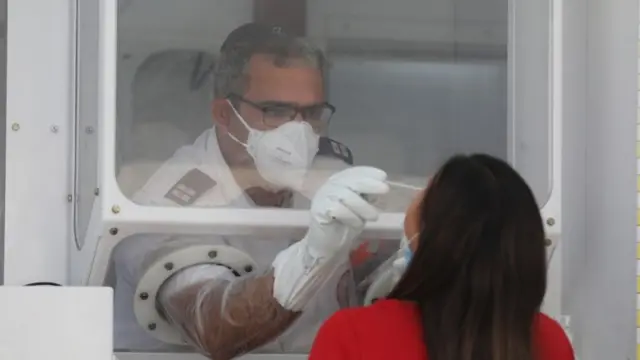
[108,233,399,352]
[112,0,548,213]
[73,0,100,249]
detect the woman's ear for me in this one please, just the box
[404,189,424,251]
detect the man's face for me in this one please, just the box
[214,54,325,162]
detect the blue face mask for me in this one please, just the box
[401,235,415,264]
[403,245,413,263]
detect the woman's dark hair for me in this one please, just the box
[388,154,547,360]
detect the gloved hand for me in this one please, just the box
[271,166,389,311]
[304,166,390,259]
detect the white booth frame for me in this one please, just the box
[72,2,564,358]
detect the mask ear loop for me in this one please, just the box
[401,233,419,251]
[224,99,254,149]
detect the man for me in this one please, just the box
[112,23,389,359]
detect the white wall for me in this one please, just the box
[560,0,588,356]
[580,0,639,358]
[3,0,73,285]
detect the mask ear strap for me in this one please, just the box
[227,99,254,132]
[401,233,419,249]
[226,130,248,149]
[225,99,252,148]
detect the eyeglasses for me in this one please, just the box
[228,93,335,131]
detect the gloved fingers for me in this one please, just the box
[333,188,380,222]
[325,200,365,229]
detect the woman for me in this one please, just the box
[309,154,574,360]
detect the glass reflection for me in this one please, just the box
[115,5,508,212]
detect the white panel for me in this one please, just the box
[4,0,73,284]
[0,287,112,360]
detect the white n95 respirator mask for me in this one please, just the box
[226,100,320,190]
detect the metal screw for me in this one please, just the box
[148,323,156,331]
[139,292,149,300]
[50,125,59,133]
[164,262,174,271]
[67,194,73,202]
[11,123,19,131]
[109,227,118,236]
[111,205,120,214]
[546,218,555,226]
[207,250,217,259]
[244,265,253,273]
[94,188,100,196]
[544,238,553,246]
[85,126,94,134]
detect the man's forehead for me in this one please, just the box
[242,54,324,103]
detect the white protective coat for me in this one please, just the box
[111,126,358,353]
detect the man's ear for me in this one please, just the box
[212,99,232,130]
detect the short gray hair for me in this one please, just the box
[213,35,326,99]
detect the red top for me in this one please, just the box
[310,299,574,360]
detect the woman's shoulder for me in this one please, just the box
[310,299,426,359]
[330,298,422,330]
[314,299,424,352]
[339,298,418,316]
[534,312,568,334]
[333,302,571,344]
[533,313,575,359]
[534,312,571,340]
[336,302,567,333]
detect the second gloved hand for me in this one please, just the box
[304,166,390,259]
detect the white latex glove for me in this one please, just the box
[305,166,390,259]
[271,166,389,311]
